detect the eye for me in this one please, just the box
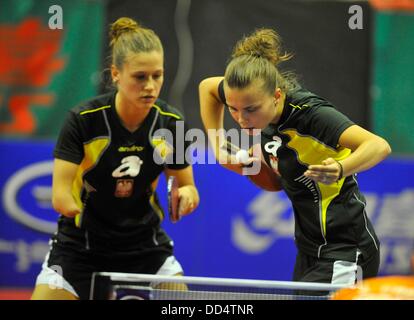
[245,107,258,113]
[134,74,146,80]
[228,106,238,113]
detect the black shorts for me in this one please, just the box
[36,237,177,300]
[293,249,380,295]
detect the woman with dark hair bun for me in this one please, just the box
[200,28,391,287]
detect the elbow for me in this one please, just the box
[52,194,64,215]
[52,192,79,217]
[379,138,392,159]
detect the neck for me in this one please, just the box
[115,93,151,132]
[270,92,286,125]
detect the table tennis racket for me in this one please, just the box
[167,175,181,223]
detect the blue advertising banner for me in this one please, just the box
[0,140,54,287]
[1,140,413,288]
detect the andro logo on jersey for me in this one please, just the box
[118,145,144,152]
[264,136,282,157]
[112,156,143,178]
[112,156,143,198]
[264,136,282,174]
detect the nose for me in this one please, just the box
[144,78,155,91]
[238,112,250,127]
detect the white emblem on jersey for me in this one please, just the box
[264,136,282,175]
[264,136,282,157]
[112,156,143,178]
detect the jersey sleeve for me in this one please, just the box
[308,106,355,148]
[53,111,84,164]
[218,79,227,105]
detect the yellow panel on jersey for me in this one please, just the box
[72,138,110,227]
[282,129,351,236]
[149,193,165,221]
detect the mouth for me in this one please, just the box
[140,96,156,103]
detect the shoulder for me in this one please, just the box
[70,92,114,119]
[199,76,226,104]
[283,88,353,134]
[287,87,335,111]
[286,87,346,124]
[152,98,184,122]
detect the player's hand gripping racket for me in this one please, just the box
[167,175,181,223]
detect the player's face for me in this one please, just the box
[224,81,276,135]
[113,50,164,109]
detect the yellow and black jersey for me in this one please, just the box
[53,91,190,251]
[219,82,379,261]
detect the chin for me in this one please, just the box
[136,100,152,108]
[242,128,261,136]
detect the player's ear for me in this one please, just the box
[274,88,282,100]
[111,64,119,83]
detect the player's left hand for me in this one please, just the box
[304,158,342,185]
[177,185,199,216]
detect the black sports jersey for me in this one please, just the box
[218,81,379,261]
[54,91,190,251]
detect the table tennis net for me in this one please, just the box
[90,272,349,300]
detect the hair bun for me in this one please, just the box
[109,17,140,47]
[232,28,291,66]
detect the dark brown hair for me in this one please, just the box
[225,28,296,94]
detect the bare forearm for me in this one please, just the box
[341,138,391,177]
[52,159,81,218]
[306,126,392,185]
[52,193,81,218]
